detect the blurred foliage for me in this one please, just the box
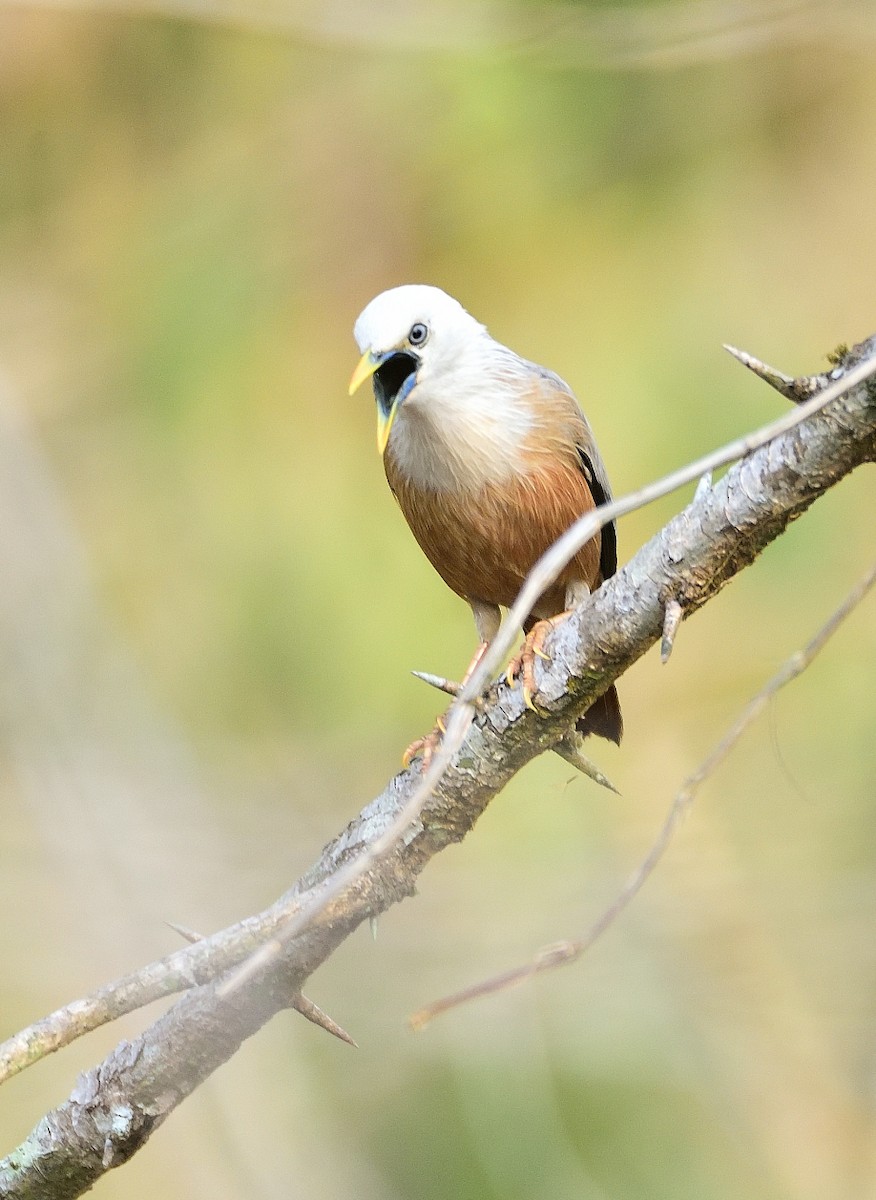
[0,3,875,1198]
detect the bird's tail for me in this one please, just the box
[576,684,623,745]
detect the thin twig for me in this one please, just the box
[409,558,876,1028]
[6,0,873,69]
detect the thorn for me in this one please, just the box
[166,921,204,944]
[723,344,830,405]
[723,344,798,398]
[411,670,460,697]
[693,471,713,503]
[661,598,683,663]
[553,735,620,794]
[291,993,358,1048]
[413,670,487,712]
[369,915,379,941]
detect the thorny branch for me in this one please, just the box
[220,335,876,996]
[0,334,874,1199]
[409,557,876,1028]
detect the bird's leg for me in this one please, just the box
[508,582,591,710]
[403,602,500,769]
[507,622,560,711]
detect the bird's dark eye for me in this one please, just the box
[408,322,428,347]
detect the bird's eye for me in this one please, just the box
[408,322,428,347]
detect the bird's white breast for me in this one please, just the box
[386,355,536,493]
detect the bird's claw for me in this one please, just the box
[507,616,563,709]
[402,722,444,770]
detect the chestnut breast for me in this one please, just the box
[385,452,602,621]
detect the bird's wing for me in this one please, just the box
[575,440,616,580]
[529,364,618,581]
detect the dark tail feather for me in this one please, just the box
[576,684,623,745]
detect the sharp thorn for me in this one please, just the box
[693,471,713,502]
[166,920,204,944]
[292,993,358,1048]
[723,343,831,405]
[411,670,460,697]
[553,735,620,794]
[661,598,683,664]
[723,344,798,397]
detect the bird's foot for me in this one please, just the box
[402,713,447,770]
[506,615,567,710]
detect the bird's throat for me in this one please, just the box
[373,352,418,419]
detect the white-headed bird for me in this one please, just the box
[349,284,622,763]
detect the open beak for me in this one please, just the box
[348,350,383,397]
[348,348,406,455]
[375,400,399,456]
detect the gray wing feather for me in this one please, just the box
[528,361,617,579]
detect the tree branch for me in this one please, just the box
[410,556,876,1027]
[1,335,874,1199]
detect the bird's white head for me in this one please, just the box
[349,285,488,454]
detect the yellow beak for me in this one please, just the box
[349,348,403,455]
[375,402,398,456]
[348,350,381,397]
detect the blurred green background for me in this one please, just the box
[1,2,875,1197]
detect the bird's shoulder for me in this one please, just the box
[520,359,617,579]
[519,362,612,495]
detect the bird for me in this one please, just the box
[348,284,622,764]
